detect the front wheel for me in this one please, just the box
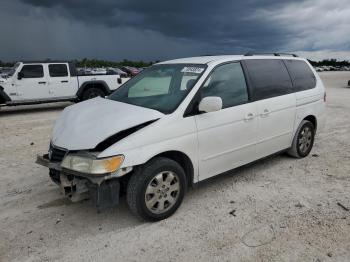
[81,88,106,101]
[126,157,187,221]
[288,120,315,158]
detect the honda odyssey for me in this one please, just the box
[37,54,326,221]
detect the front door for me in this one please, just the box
[195,62,258,181]
[15,64,49,100]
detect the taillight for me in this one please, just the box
[324,92,326,102]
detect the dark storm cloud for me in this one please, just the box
[19,0,301,50]
[1,0,350,61]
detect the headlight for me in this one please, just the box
[61,154,124,175]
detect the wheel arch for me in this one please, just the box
[149,150,195,188]
[303,115,317,131]
[0,86,11,104]
[76,80,110,99]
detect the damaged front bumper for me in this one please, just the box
[36,154,128,209]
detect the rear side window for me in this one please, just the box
[201,62,248,109]
[20,65,44,78]
[244,59,293,100]
[284,60,316,91]
[49,64,68,77]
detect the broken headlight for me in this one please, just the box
[61,154,124,175]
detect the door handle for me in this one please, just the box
[38,81,46,84]
[61,80,68,83]
[260,109,270,117]
[244,113,255,121]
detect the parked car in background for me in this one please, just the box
[106,68,128,78]
[0,61,127,107]
[106,68,118,75]
[90,68,107,75]
[37,54,326,221]
[0,67,12,78]
[122,66,139,77]
[137,67,147,72]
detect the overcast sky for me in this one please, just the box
[1,0,350,62]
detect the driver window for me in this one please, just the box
[20,65,44,78]
[201,62,248,108]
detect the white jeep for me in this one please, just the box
[0,61,128,107]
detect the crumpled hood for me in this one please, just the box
[52,97,164,150]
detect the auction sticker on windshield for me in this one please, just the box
[181,66,205,74]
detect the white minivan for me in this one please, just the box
[37,54,326,221]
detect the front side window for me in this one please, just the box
[49,64,68,77]
[284,60,316,91]
[109,64,207,114]
[201,62,248,109]
[20,65,44,78]
[244,59,293,100]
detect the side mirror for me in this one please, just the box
[17,72,23,80]
[117,78,122,84]
[198,96,223,113]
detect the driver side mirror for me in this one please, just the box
[198,96,223,113]
[17,72,23,80]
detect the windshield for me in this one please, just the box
[7,62,20,77]
[108,64,207,114]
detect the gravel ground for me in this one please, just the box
[0,72,350,262]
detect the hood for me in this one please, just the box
[52,97,164,150]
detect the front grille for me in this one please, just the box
[49,144,67,162]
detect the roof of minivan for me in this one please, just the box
[158,55,305,65]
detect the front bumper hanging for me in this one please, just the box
[36,154,121,209]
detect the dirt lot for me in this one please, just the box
[0,72,350,262]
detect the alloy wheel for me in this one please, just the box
[144,171,180,214]
[298,126,312,154]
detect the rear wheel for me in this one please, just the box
[81,88,106,101]
[288,120,315,158]
[126,157,187,221]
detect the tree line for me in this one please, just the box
[308,59,350,67]
[0,58,157,68]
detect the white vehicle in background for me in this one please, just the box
[110,68,128,78]
[0,61,128,107]
[37,54,326,221]
[90,68,107,75]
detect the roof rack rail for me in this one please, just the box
[244,52,298,57]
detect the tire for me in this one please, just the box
[81,88,106,101]
[126,157,187,221]
[287,120,315,158]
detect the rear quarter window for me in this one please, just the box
[49,64,68,77]
[244,59,293,100]
[284,60,316,91]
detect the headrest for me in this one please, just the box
[186,79,196,90]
